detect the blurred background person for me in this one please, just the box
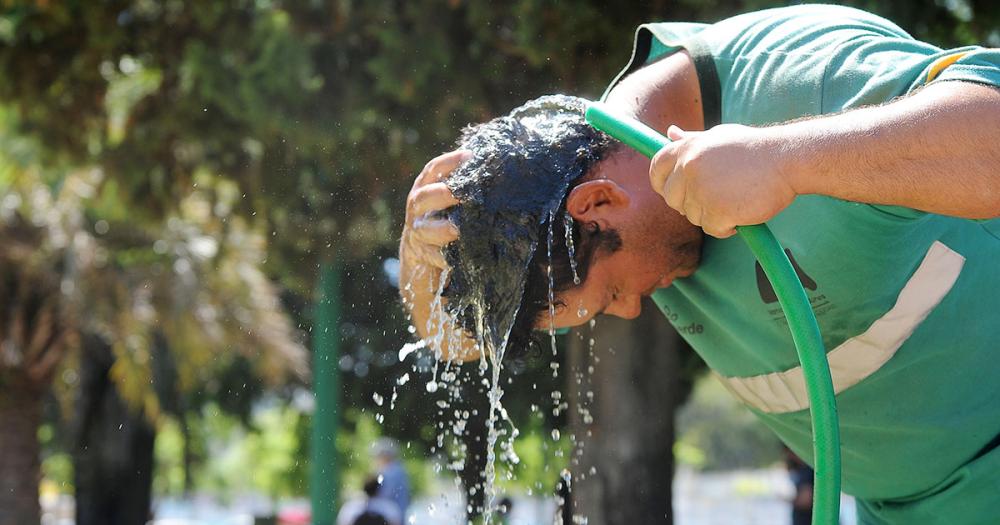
[335,476,401,525]
[785,446,815,525]
[497,495,513,525]
[371,438,410,520]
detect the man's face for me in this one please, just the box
[539,151,703,330]
[545,228,699,329]
[548,248,675,328]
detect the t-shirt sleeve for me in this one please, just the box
[822,42,1000,113]
[927,47,1000,88]
[694,5,1000,123]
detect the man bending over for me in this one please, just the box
[400,5,1000,523]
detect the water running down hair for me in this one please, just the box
[442,95,621,361]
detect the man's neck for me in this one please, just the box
[598,48,707,270]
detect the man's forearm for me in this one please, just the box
[782,81,1000,219]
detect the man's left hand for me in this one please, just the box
[649,124,799,238]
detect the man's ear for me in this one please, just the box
[565,179,631,222]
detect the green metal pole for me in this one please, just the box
[310,260,341,525]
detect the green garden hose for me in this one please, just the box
[585,102,842,525]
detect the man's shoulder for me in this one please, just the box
[636,4,909,50]
[706,4,910,37]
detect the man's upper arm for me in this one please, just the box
[696,4,926,124]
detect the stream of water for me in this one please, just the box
[392,95,616,524]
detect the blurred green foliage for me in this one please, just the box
[334,410,434,500]
[496,412,573,495]
[2,0,999,515]
[675,376,782,471]
[148,401,569,505]
[39,423,74,493]
[154,402,311,500]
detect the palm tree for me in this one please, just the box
[0,184,77,525]
[0,164,307,525]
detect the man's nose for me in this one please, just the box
[608,294,642,320]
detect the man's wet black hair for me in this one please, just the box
[442,95,622,361]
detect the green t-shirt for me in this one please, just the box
[605,4,1000,521]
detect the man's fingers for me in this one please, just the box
[649,143,678,196]
[402,227,451,270]
[408,182,460,220]
[701,214,737,239]
[411,217,459,246]
[666,125,690,141]
[683,197,704,227]
[414,150,473,189]
[661,164,686,213]
[703,226,737,239]
[422,245,449,269]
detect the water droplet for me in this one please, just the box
[564,212,581,285]
[425,381,438,393]
[398,340,425,362]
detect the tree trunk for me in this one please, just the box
[73,334,155,525]
[456,367,490,522]
[0,374,43,525]
[181,412,193,495]
[566,300,698,525]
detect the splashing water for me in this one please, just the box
[399,94,617,523]
[547,211,560,383]
[398,340,425,362]
[564,212,581,285]
[441,94,614,356]
[547,210,558,344]
[438,95,607,521]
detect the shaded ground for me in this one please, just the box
[672,467,857,525]
[43,467,857,524]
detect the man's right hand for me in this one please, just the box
[399,150,481,362]
[401,150,469,268]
